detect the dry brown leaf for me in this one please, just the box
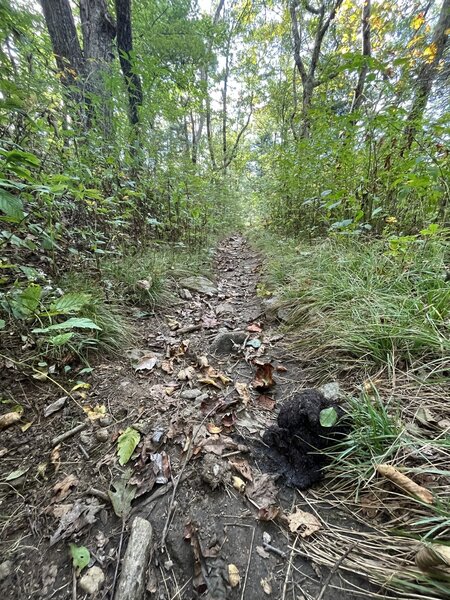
[287,509,321,537]
[255,395,275,411]
[0,411,21,430]
[134,354,160,371]
[198,377,222,389]
[252,363,275,391]
[256,545,271,559]
[235,382,251,406]
[229,457,253,481]
[82,404,106,420]
[416,544,450,572]
[376,463,434,504]
[258,506,280,521]
[228,564,240,588]
[246,473,278,509]
[207,423,223,434]
[198,355,209,368]
[247,323,262,333]
[52,474,79,502]
[261,577,272,595]
[177,366,196,381]
[160,359,174,374]
[50,445,61,472]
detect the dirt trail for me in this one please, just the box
[0,235,379,599]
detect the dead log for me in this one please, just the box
[114,516,153,600]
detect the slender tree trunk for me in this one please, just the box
[80,0,116,136]
[40,0,85,104]
[222,44,230,171]
[404,0,450,149]
[115,0,143,128]
[350,0,371,113]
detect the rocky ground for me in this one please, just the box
[0,235,383,600]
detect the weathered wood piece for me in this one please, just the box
[114,517,153,600]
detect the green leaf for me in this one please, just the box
[0,319,5,330]
[5,466,29,481]
[49,332,74,346]
[108,469,137,518]
[319,407,338,428]
[0,188,25,223]
[117,427,141,466]
[69,544,90,571]
[18,284,42,315]
[32,317,101,334]
[52,293,91,314]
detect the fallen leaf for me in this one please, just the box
[108,470,137,518]
[252,363,275,391]
[261,577,272,595]
[50,445,61,472]
[134,354,160,372]
[246,474,278,509]
[69,543,90,573]
[202,315,219,329]
[232,476,246,493]
[5,466,29,481]
[20,421,33,432]
[52,474,79,502]
[178,366,196,381]
[0,411,21,429]
[258,506,280,521]
[198,377,222,389]
[207,423,223,434]
[160,359,174,374]
[255,395,275,411]
[198,355,209,368]
[117,427,141,466]
[275,365,287,372]
[235,382,251,406]
[49,498,102,546]
[256,546,271,559]
[71,382,90,391]
[83,404,106,421]
[229,457,253,481]
[287,509,321,537]
[44,396,68,417]
[228,564,240,587]
[247,323,262,333]
[166,317,180,330]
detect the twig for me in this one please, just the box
[72,569,77,600]
[316,544,355,600]
[78,443,90,459]
[160,404,220,550]
[85,487,109,503]
[282,535,298,600]
[110,520,126,600]
[177,324,202,335]
[52,423,87,447]
[240,526,256,600]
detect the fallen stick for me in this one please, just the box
[51,423,87,447]
[376,463,433,505]
[114,517,153,600]
[177,324,202,335]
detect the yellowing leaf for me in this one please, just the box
[423,43,437,63]
[83,404,106,420]
[71,382,91,392]
[198,377,221,389]
[411,12,425,30]
[228,564,240,587]
[287,509,321,537]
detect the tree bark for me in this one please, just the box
[40,0,85,95]
[80,0,116,136]
[350,0,371,113]
[404,0,450,149]
[115,0,143,128]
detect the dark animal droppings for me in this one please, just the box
[262,389,347,489]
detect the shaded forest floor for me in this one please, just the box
[0,235,442,599]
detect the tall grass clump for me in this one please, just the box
[102,242,211,308]
[257,232,450,373]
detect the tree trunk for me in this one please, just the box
[114,0,143,128]
[40,0,85,99]
[80,0,116,136]
[404,0,450,149]
[350,0,371,113]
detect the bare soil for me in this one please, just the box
[0,235,386,599]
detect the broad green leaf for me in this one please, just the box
[69,544,90,571]
[49,332,74,346]
[18,284,42,314]
[0,319,5,329]
[32,317,101,333]
[0,188,25,223]
[108,469,137,518]
[117,427,141,466]
[52,293,91,314]
[319,407,338,428]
